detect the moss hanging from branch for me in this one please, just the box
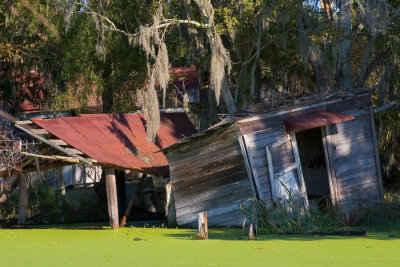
[210,34,231,105]
[134,7,170,141]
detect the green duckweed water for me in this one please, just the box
[0,225,399,266]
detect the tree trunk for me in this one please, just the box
[105,168,119,229]
[18,173,29,226]
[221,76,237,114]
[337,0,353,91]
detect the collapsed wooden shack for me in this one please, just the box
[162,91,383,227]
[1,112,197,228]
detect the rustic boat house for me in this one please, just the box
[162,91,383,227]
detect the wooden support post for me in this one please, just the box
[195,211,208,240]
[18,173,29,226]
[165,181,177,227]
[248,222,257,240]
[105,168,119,229]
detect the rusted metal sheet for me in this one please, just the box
[284,110,355,132]
[32,113,197,175]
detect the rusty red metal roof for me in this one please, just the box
[284,110,355,132]
[31,113,197,175]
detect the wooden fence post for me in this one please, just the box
[248,222,257,240]
[18,173,29,226]
[105,168,119,229]
[196,211,208,240]
[165,181,177,227]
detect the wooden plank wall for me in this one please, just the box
[238,94,382,212]
[164,126,255,227]
[325,107,382,211]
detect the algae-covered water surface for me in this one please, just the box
[0,225,399,266]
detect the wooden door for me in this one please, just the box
[265,133,309,210]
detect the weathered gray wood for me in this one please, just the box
[238,135,258,198]
[169,148,243,176]
[369,106,384,201]
[274,162,297,178]
[335,157,376,176]
[238,94,371,135]
[170,152,244,181]
[165,181,177,227]
[172,165,247,195]
[248,222,257,240]
[321,126,338,205]
[31,129,49,135]
[177,203,241,226]
[175,180,251,210]
[105,168,119,229]
[290,133,309,210]
[66,148,83,155]
[373,100,397,114]
[266,135,308,210]
[176,188,252,218]
[166,125,253,227]
[325,105,382,212]
[16,120,33,125]
[270,135,291,150]
[49,139,68,146]
[18,173,29,226]
[266,145,278,202]
[240,135,263,199]
[196,211,208,239]
[337,172,380,189]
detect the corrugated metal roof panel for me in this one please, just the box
[284,110,355,132]
[31,113,197,175]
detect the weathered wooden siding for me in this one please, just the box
[238,94,382,212]
[164,125,255,227]
[325,107,382,211]
[242,126,288,201]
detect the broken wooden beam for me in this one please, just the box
[105,168,119,229]
[15,120,33,125]
[20,152,80,163]
[49,139,68,146]
[65,148,83,155]
[31,129,49,135]
[373,101,397,114]
[15,124,92,165]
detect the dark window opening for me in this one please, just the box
[295,127,331,211]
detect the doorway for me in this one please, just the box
[295,127,331,211]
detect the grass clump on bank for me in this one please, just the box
[240,191,400,235]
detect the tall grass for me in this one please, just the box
[240,190,400,234]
